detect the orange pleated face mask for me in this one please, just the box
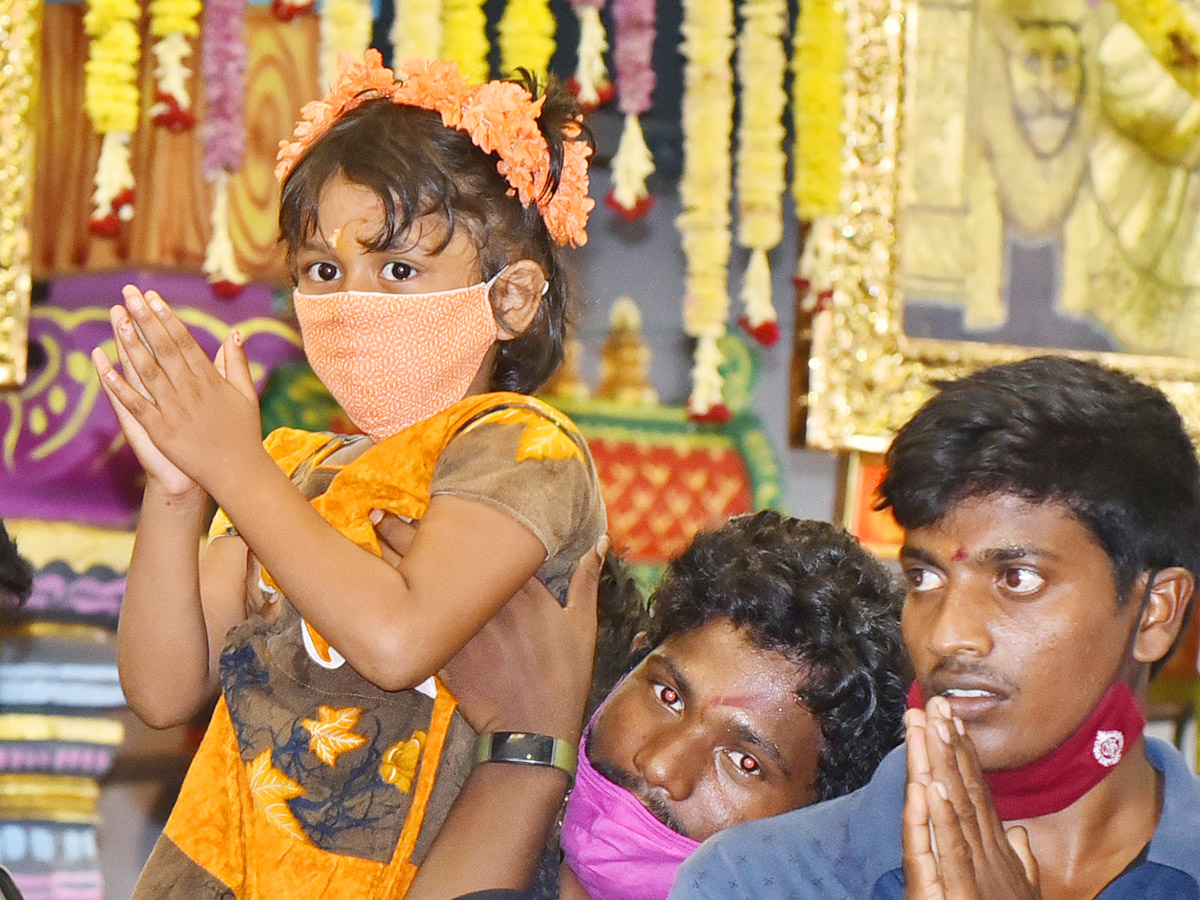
[293,277,498,440]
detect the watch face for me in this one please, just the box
[494,732,555,764]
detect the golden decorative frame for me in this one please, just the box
[799,0,1200,453]
[0,0,38,387]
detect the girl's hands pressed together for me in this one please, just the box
[91,285,264,498]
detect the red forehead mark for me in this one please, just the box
[951,546,968,562]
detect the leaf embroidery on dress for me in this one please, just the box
[300,706,369,767]
[247,748,307,841]
[463,406,583,463]
[379,731,426,793]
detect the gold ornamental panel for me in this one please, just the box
[803,0,1200,452]
[0,0,38,387]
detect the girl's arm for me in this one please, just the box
[95,297,252,727]
[221,463,548,690]
[100,288,551,692]
[117,488,250,727]
[404,537,605,900]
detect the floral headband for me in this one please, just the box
[276,51,594,248]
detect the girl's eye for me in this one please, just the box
[728,750,762,777]
[383,261,415,281]
[654,683,683,711]
[305,261,340,282]
[1000,566,1044,595]
[905,566,945,593]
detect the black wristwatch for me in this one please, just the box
[472,731,577,784]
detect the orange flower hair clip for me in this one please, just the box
[276,51,594,247]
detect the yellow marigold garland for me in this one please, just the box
[391,0,443,61]
[1110,0,1200,96]
[149,0,202,131]
[792,0,844,219]
[498,0,556,77]
[678,0,735,420]
[84,0,140,235]
[319,0,374,90]
[442,0,490,83]
[735,0,788,345]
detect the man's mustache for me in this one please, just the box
[587,732,692,838]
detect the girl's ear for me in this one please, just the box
[489,259,547,340]
[1131,566,1195,668]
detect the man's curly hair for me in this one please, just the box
[646,511,909,801]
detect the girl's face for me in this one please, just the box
[293,173,483,296]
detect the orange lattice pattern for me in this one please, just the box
[589,437,754,564]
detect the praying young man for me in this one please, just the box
[558,511,909,900]
[671,356,1200,900]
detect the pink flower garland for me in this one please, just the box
[200,0,249,297]
[201,0,247,177]
[606,0,657,219]
[613,0,655,117]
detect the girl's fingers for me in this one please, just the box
[111,302,174,399]
[119,286,196,380]
[93,347,159,424]
[112,310,153,400]
[143,290,213,373]
[221,330,257,403]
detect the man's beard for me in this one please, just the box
[585,729,692,838]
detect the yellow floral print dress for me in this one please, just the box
[131,392,606,899]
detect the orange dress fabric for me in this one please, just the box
[131,392,606,899]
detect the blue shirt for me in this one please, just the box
[669,737,1200,900]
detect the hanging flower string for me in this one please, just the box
[83,0,140,236]
[568,0,613,110]
[201,0,249,296]
[678,0,735,422]
[734,0,787,346]
[319,0,374,90]
[792,0,844,219]
[272,0,314,22]
[498,0,556,77]
[148,0,201,132]
[442,0,490,83]
[391,0,443,60]
[606,0,656,219]
[1109,0,1200,96]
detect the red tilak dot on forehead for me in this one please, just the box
[951,546,968,562]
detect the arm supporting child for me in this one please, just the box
[407,537,606,899]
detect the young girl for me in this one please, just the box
[92,51,607,898]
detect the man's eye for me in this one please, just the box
[1000,567,1044,595]
[654,683,683,711]
[728,750,762,776]
[905,566,945,593]
[305,261,340,282]
[383,261,415,281]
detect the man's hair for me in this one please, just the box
[0,521,32,606]
[646,511,908,802]
[877,355,1200,673]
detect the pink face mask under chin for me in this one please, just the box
[560,729,701,900]
[292,277,498,441]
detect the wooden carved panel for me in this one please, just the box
[32,4,319,285]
